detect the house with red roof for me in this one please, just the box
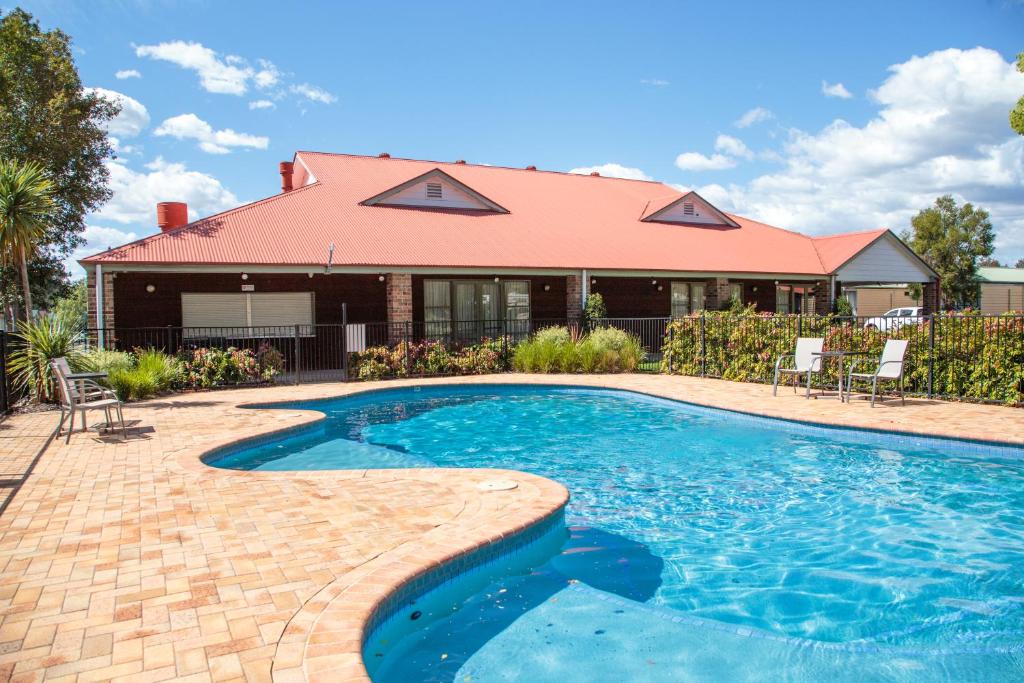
[81,151,939,344]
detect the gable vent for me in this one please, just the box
[425,182,443,199]
[682,202,695,216]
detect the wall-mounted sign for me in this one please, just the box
[241,284,255,291]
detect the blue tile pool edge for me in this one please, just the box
[360,506,568,662]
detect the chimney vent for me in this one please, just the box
[279,161,294,192]
[378,152,391,159]
[589,171,601,176]
[455,159,466,164]
[525,165,537,171]
[156,202,188,232]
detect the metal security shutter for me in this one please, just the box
[250,292,315,336]
[181,293,247,337]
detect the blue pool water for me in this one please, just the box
[208,385,1024,681]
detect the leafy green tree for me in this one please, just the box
[1016,257,1024,269]
[53,279,87,331]
[583,292,607,325]
[1012,52,1024,136]
[0,8,118,308]
[0,160,56,319]
[978,257,1003,267]
[903,196,995,309]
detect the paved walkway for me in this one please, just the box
[0,374,1019,683]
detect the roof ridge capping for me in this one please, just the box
[294,150,666,183]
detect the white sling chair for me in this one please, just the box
[845,339,909,407]
[773,337,824,398]
[51,359,127,443]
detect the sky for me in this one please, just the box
[8,0,1024,278]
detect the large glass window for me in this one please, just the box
[730,283,743,304]
[775,286,792,314]
[670,282,706,317]
[424,279,531,340]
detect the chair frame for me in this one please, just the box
[51,360,127,443]
[773,337,825,398]
[845,340,908,407]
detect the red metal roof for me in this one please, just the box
[82,152,890,276]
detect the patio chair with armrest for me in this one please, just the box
[845,339,909,407]
[50,359,127,443]
[773,337,825,398]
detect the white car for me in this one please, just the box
[863,306,924,331]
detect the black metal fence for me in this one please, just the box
[662,313,1024,404]
[0,331,10,413]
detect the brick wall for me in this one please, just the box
[566,273,583,322]
[812,280,832,315]
[704,278,732,311]
[386,273,413,326]
[922,280,941,315]
[85,268,115,332]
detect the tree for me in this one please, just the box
[1012,52,1024,136]
[0,8,117,308]
[53,279,87,331]
[0,160,56,319]
[1016,258,1024,269]
[978,257,1003,267]
[903,196,995,308]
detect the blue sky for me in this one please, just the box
[10,0,1024,276]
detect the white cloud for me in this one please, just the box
[640,78,670,86]
[95,157,239,226]
[154,113,269,154]
[67,225,141,277]
[249,99,275,110]
[134,41,283,96]
[115,69,141,80]
[714,134,754,160]
[567,163,653,181]
[675,152,736,171]
[822,80,853,99]
[734,106,773,128]
[85,87,149,138]
[290,83,337,104]
[701,48,1024,261]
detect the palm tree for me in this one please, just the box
[0,160,55,320]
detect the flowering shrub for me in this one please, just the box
[351,339,511,380]
[662,311,1024,405]
[179,347,264,388]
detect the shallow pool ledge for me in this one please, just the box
[270,468,569,683]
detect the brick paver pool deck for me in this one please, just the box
[0,374,1019,682]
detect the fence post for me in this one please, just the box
[405,321,411,376]
[927,314,935,398]
[700,311,707,377]
[0,331,7,413]
[341,303,348,382]
[797,313,802,338]
[667,322,674,374]
[294,324,302,385]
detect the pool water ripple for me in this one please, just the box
[207,385,1024,680]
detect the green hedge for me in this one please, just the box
[662,311,1024,405]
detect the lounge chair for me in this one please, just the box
[51,359,127,443]
[845,339,909,407]
[773,337,825,398]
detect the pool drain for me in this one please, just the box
[477,479,518,492]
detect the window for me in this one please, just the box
[425,182,443,199]
[729,283,743,304]
[670,282,706,317]
[424,279,531,339]
[424,280,452,338]
[181,292,314,338]
[775,286,792,314]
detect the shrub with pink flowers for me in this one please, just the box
[179,346,266,388]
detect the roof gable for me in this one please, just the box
[641,191,740,228]
[360,168,509,213]
[815,230,936,282]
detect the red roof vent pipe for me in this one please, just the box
[589,171,601,176]
[378,152,390,159]
[156,202,188,232]
[279,161,294,192]
[525,165,537,171]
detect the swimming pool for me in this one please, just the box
[208,385,1024,681]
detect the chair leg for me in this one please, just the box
[900,376,905,405]
[116,405,127,440]
[66,409,74,444]
[773,369,779,396]
[805,372,811,398]
[56,406,67,437]
[870,377,878,407]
